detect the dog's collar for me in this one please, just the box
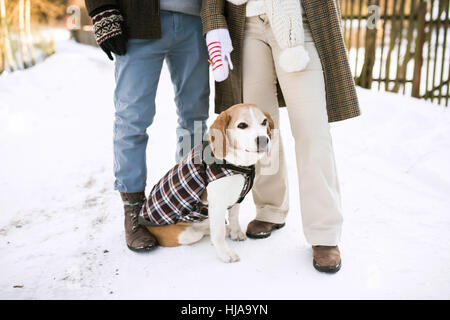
[220,160,255,175]
[201,140,255,174]
[199,140,255,204]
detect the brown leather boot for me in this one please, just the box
[246,219,285,239]
[121,192,158,252]
[312,245,341,273]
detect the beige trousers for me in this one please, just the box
[243,15,343,246]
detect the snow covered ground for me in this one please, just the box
[0,40,449,300]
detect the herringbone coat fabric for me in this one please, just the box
[201,0,361,122]
[139,143,255,226]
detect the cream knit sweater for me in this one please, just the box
[227,0,310,72]
[246,0,265,17]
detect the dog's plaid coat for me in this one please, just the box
[139,142,255,226]
[201,0,361,123]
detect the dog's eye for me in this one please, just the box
[237,122,248,129]
[261,119,267,126]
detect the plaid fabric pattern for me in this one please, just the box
[139,143,255,226]
[201,0,361,123]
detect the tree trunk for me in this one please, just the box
[25,0,34,65]
[0,0,14,71]
[19,0,30,68]
[0,37,4,74]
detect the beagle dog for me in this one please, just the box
[138,104,274,262]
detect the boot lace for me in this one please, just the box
[125,200,142,233]
[131,212,139,232]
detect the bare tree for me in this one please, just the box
[19,0,30,68]
[25,0,35,65]
[0,0,15,72]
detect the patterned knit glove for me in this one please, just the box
[206,28,234,82]
[90,6,127,60]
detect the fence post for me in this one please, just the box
[412,0,426,98]
[392,0,418,94]
[437,0,449,105]
[357,0,379,88]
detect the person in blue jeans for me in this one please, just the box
[85,0,209,252]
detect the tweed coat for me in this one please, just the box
[139,142,255,226]
[201,0,361,122]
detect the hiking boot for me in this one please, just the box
[246,219,285,239]
[121,192,158,252]
[312,245,341,273]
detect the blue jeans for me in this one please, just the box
[113,11,210,193]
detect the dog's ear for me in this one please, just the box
[209,111,230,159]
[263,111,275,139]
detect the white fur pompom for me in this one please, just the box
[226,0,249,5]
[279,46,310,73]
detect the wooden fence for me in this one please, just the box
[341,0,450,106]
[2,0,450,107]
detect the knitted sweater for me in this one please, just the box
[228,0,310,72]
[160,0,202,16]
[246,0,265,17]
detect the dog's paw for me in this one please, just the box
[217,249,240,263]
[229,229,247,241]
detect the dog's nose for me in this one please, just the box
[256,136,269,152]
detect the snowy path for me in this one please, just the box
[1,40,449,299]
